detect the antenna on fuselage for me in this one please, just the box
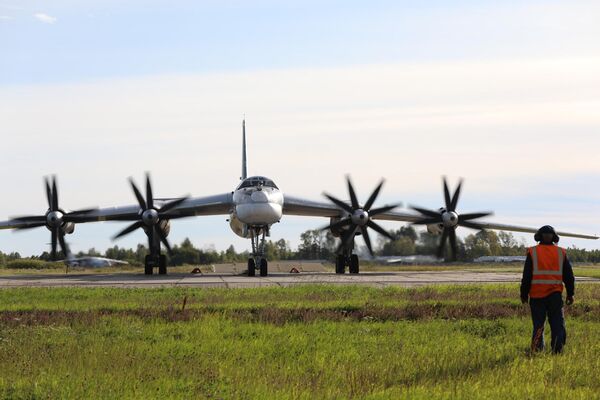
[241,117,248,180]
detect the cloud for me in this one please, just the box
[33,12,56,24]
[0,57,599,254]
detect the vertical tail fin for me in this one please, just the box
[241,118,248,180]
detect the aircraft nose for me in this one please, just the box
[250,190,269,203]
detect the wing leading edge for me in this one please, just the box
[282,194,598,240]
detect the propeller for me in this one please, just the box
[112,173,188,255]
[12,176,96,260]
[322,176,399,256]
[411,177,492,261]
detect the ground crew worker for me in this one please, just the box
[520,225,574,354]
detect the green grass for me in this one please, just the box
[0,285,599,399]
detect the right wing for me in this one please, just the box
[0,192,234,229]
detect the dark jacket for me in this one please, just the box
[520,244,575,299]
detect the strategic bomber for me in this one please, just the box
[1,120,597,276]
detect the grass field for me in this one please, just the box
[0,284,599,399]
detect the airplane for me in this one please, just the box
[0,120,597,276]
[64,256,129,268]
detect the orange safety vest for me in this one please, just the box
[528,244,566,298]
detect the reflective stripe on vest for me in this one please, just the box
[529,246,564,296]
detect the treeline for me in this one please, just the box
[1,227,599,267]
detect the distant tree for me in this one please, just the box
[297,229,336,260]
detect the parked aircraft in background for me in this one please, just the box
[64,256,129,268]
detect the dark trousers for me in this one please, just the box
[529,292,567,353]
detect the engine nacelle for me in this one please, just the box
[159,220,171,236]
[427,223,444,235]
[229,215,251,238]
[62,222,75,235]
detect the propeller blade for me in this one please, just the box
[459,212,492,222]
[448,228,458,261]
[363,180,384,212]
[146,174,153,210]
[158,197,188,214]
[12,215,47,223]
[155,225,173,255]
[113,221,143,239]
[15,222,47,230]
[450,179,463,211]
[443,177,452,211]
[58,232,70,258]
[324,194,354,214]
[64,209,98,223]
[51,227,58,260]
[51,177,59,212]
[321,217,352,232]
[45,177,53,210]
[147,226,158,255]
[129,178,147,210]
[369,204,399,216]
[347,177,359,210]
[360,226,374,256]
[367,220,394,241]
[436,228,449,259]
[410,206,442,219]
[459,220,486,230]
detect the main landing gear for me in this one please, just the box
[144,254,167,275]
[335,253,360,274]
[248,227,269,277]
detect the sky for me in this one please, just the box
[1,0,600,256]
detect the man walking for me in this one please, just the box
[520,225,575,354]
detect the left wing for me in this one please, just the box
[468,221,598,240]
[282,194,598,240]
[282,194,422,223]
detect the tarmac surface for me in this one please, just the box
[1,271,599,288]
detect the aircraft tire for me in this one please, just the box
[259,258,268,276]
[335,255,345,274]
[144,255,153,275]
[349,254,359,274]
[247,258,256,277]
[158,255,167,275]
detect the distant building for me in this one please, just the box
[473,256,526,263]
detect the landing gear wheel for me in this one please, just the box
[259,259,268,277]
[335,255,346,274]
[349,254,359,274]
[144,255,154,275]
[247,258,256,277]
[158,254,167,275]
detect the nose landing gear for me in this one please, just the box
[248,226,269,277]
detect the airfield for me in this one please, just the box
[1,263,599,288]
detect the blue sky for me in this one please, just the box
[1,0,600,255]
[3,0,599,84]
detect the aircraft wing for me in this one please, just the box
[282,194,422,222]
[282,195,598,240]
[0,192,234,229]
[467,221,599,240]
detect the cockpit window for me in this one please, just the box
[238,176,278,189]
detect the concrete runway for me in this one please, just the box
[1,271,599,288]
